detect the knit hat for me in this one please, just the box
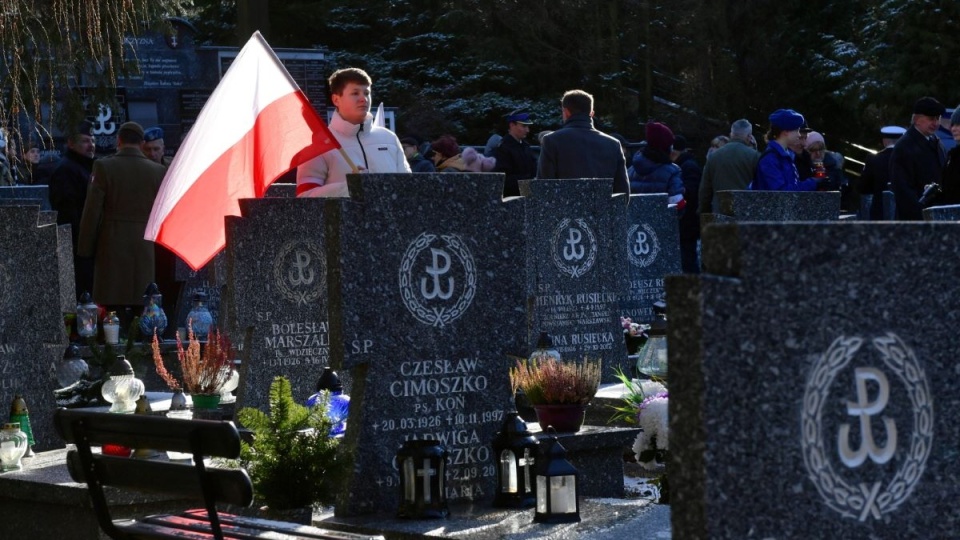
[769,109,805,131]
[430,135,460,159]
[804,131,826,149]
[645,122,675,153]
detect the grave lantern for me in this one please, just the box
[636,300,668,378]
[186,291,214,337]
[101,356,145,414]
[534,429,580,524]
[56,343,89,388]
[139,282,168,340]
[395,439,449,519]
[76,291,99,338]
[492,412,539,508]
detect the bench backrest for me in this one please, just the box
[53,408,253,540]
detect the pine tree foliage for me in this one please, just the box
[237,376,346,511]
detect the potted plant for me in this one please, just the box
[235,376,347,520]
[509,356,601,432]
[151,323,233,409]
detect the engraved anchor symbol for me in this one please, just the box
[92,104,116,135]
[288,250,314,286]
[563,228,585,261]
[421,248,453,300]
[632,230,650,255]
[838,367,897,468]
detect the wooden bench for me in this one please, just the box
[54,408,381,540]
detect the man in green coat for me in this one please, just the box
[77,122,166,317]
[698,118,761,213]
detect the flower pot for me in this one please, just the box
[533,404,587,433]
[191,393,221,410]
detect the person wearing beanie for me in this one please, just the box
[629,122,685,211]
[890,96,948,219]
[938,106,960,206]
[858,126,905,220]
[400,136,435,173]
[752,109,822,192]
[537,89,629,196]
[429,134,468,172]
[77,120,166,316]
[804,131,850,208]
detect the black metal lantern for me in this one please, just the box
[534,429,580,524]
[492,412,539,508]
[396,438,449,519]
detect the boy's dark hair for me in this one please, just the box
[328,68,372,95]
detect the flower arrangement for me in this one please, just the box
[151,324,234,395]
[621,316,651,354]
[509,356,601,406]
[608,368,669,470]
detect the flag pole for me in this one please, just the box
[338,148,359,173]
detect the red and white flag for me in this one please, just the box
[145,31,339,270]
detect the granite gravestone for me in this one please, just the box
[668,221,960,538]
[328,173,527,517]
[714,190,841,221]
[620,193,681,324]
[0,205,69,451]
[923,203,960,221]
[225,198,332,413]
[521,179,630,382]
[0,186,51,211]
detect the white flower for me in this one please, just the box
[639,380,667,398]
[632,392,669,470]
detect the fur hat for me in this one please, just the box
[913,97,945,117]
[645,122,675,153]
[461,147,496,172]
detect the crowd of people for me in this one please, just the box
[15,64,958,300]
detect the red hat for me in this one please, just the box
[645,122,675,153]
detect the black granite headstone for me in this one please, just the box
[0,186,51,211]
[669,221,960,538]
[715,190,841,221]
[520,179,630,382]
[225,198,332,413]
[620,193,681,324]
[328,173,527,516]
[0,205,69,451]
[923,203,960,221]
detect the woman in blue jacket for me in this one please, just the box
[752,109,822,191]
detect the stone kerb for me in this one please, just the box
[621,193,681,325]
[669,221,960,538]
[923,203,960,221]
[520,179,630,382]
[225,197,332,414]
[715,190,841,221]
[328,172,526,517]
[0,205,69,450]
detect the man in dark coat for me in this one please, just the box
[858,126,905,219]
[77,122,166,316]
[48,120,96,301]
[494,110,537,197]
[400,137,435,173]
[537,90,629,195]
[890,97,948,220]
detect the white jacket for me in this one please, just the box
[296,111,411,197]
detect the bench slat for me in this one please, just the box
[66,450,254,508]
[55,409,241,457]
[180,511,383,540]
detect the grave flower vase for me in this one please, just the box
[191,393,221,410]
[533,404,587,433]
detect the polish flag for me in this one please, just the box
[145,31,340,270]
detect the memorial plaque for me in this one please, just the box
[225,198,332,413]
[0,205,69,451]
[328,173,526,516]
[521,179,630,382]
[620,193,681,324]
[669,221,960,538]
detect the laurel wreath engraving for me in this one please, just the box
[551,218,598,278]
[398,233,477,328]
[626,223,661,268]
[800,333,933,521]
[273,240,326,306]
